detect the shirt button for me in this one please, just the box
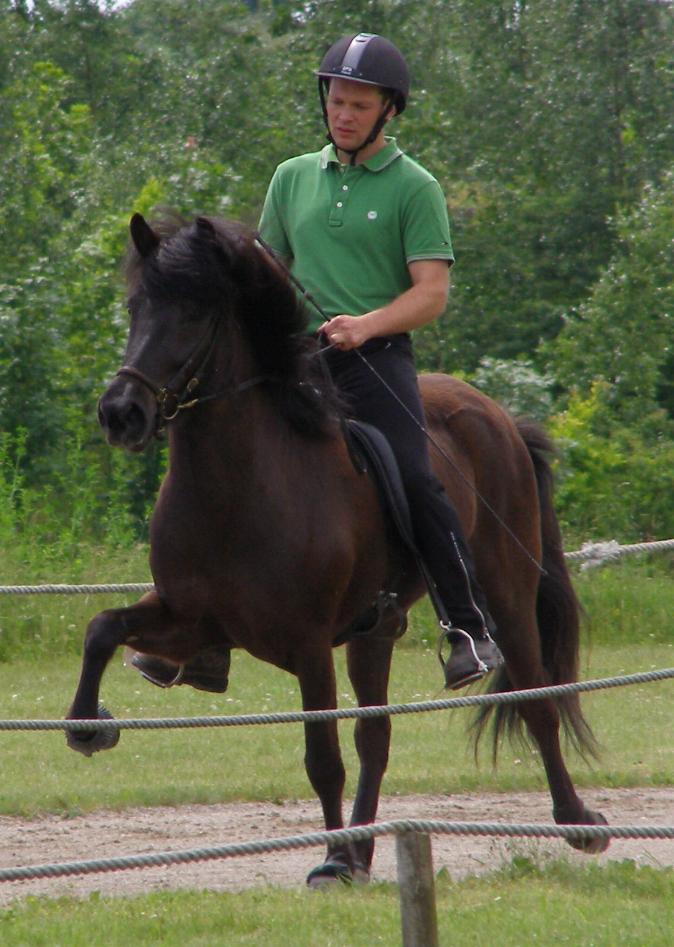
[336,201,343,208]
[342,185,349,191]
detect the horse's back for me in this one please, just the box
[419,372,542,581]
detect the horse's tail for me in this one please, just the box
[473,418,598,762]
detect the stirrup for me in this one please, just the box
[437,624,503,690]
[437,625,488,674]
[126,650,185,688]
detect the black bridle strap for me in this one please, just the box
[116,327,270,425]
[116,315,223,421]
[114,364,161,397]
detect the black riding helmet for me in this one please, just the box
[316,33,410,161]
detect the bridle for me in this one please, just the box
[115,313,267,434]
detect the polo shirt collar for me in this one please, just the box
[320,137,403,172]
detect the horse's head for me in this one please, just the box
[98,211,333,452]
[98,213,249,451]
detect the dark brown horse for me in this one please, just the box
[66,212,608,884]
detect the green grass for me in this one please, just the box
[0,554,671,815]
[572,557,674,646]
[2,551,672,661]
[0,861,672,946]
[0,545,151,663]
[0,640,671,817]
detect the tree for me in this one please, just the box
[551,170,674,423]
[0,61,93,276]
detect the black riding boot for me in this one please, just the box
[410,489,504,690]
[438,624,503,690]
[129,646,231,693]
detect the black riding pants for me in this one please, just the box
[323,334,490,637]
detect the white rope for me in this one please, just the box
[564,538,674,569]
[0,539,671,595]
[1,668,672,732]
[1,819,672,883]
[0,582,154,595]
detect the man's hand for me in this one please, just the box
[321,260,450,351]
[322,314,372,351]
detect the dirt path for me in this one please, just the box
[1,787,672,904]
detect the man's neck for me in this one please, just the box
[336,132,389,166]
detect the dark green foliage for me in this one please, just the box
[1,0,672,546]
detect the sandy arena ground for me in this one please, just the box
[0,787,672,903]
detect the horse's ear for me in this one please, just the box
[195,216,216,236]
[130,213,160,258]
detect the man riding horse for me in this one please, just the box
[131,32,503,692]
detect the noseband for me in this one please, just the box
[116,314,222,426]
[115,316,268,435]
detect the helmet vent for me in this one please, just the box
[340,32,376,76]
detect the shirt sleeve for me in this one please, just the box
[258,166,292,261]
[402,179,454,266]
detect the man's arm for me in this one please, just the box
[322,258,449,350]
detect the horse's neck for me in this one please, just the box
[169,395,256,458]
[166,389,296,493]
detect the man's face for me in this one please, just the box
[326,77,392,153]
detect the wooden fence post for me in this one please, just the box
[396,831,439,947]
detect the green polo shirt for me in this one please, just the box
[258,138,453,333]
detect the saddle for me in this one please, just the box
[345,419,418,553]
[335,419,430,645]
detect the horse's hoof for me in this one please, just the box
[563,809,610,854]
[351,864,371,886]
[66,706,120,757]
[306,859,354,888]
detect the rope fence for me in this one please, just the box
[1,819,673,884]
[0,537,671,943]
[1,667,672,733]
[565,538,674,568]
[0,538,671,596]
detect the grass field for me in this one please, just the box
[0,640,671,816]
[1,860,672,946]
[0,556,672,943]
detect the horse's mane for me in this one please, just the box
[125,211,340,437]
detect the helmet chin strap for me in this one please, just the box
[318,79,393,165]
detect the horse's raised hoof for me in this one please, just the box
[66,705,120,757]
[558,808,610,854]
[307,854,371,888]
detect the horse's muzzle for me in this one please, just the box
[98,377,157,451]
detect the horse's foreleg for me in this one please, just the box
[66,592,169,756]
[345,635,395,878]
[296,650,352,886]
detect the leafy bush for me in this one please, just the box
[471,356,554,421]
[549,385,674,541]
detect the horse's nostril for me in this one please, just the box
[124,401,145,432]
[99,396,148,440]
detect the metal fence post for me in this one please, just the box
[396,831,439,947]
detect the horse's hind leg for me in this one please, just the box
[66,591,172,756]
[497,615,609,854]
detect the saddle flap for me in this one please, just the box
[345,419,418,555]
